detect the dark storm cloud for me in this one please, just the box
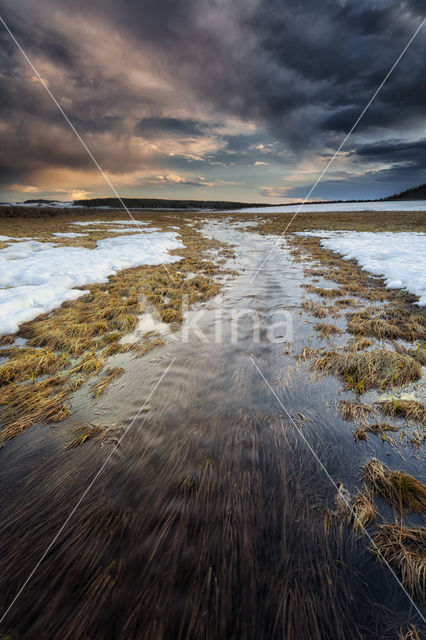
[135,118,207,138]
[0,0,425,199]
[354,139,426,166]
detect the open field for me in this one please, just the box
[0,206,425,638]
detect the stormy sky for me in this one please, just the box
[0,0,425,203]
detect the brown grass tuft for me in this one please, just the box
[371,524,425,600]
[339,401,373,424]
[301,300,329,318]
[378,399,426,425]
[354,422,398,443]
[363,459,426,513]
[348,337,372,352]
[347,489,376,532]
[312,349,421,393]
[314,322,342,338]
[408,346,426,365]
[304,285,342,298]
[0,348,68,385]
[348,309,425,342]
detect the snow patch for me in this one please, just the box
[72,220,148,227]
[296,230,426,305]
[0,231,184,335]
[53,232,87,238]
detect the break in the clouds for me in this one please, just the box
[0,0,425,203]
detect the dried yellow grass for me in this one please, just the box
[312,349,421,393]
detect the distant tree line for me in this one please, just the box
[385,183,426,201]
[70,197,263,210]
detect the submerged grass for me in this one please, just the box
[399,625,421,640]
[66,423,122,448]
[91,367,124,397]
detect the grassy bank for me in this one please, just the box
[0,212,236,441]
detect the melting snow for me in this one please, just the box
[0,231,184,335]
[296,230,426,305]
[72,220,148,227]
[53,232,87,238]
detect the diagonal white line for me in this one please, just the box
[249,355,426,624]
[0,15,176,282]
[251,16,426,282]
[0,357,176,626]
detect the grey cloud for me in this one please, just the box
[135,118,207,138]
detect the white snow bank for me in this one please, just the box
[0,235,36,242]
[0,231,184,335]
[72,220,148,227]
[231,200,426,214]
[296,230,426,305]
[53,232,86,238]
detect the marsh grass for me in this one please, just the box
[0,407,406,638]
[399,624,422,640]
[0,348,68,385]
[0,376,70,441]
[347,489,376,531]
[348,337,372,351]
[348,309,425,342]
[379,399,426,425]
[371,525,425,600]
[339,401,373,424]
[312,349,421,393]
[301,300,330,318]
[314,322,342,338]
[363,459,426,514]
[354,422,399,443]
[304,285,342,298]
[408,345,426,365]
